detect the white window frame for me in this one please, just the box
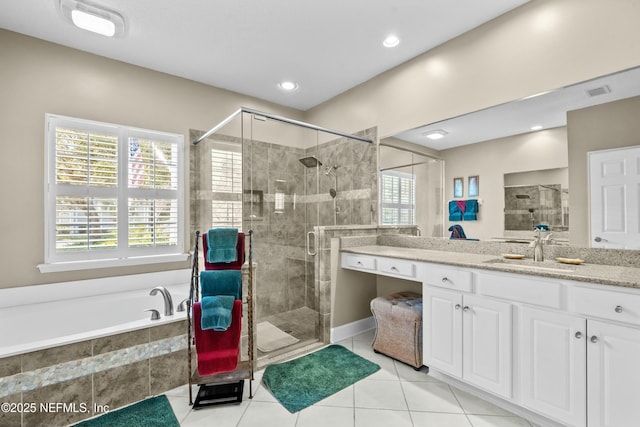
[380,169,416,225]
[210,141,243,229]
[40,114,187,272]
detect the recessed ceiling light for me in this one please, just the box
[278,81,298,91]
[383,35,400,48]
[531,125,543,131]
[59,0,125,37]
[423,129,448,140]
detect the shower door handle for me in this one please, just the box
[307,231,317,256]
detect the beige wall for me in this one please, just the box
[306,0,640,140]
[0,29,303,288]
[440,127,568,240]
[567,95,640,246]
[3,0,640,289]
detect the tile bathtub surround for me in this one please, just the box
[0,320,188,427]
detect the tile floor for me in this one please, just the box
[166,330,533,427]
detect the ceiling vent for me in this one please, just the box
[586,85,611,97]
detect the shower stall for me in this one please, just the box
[190,108,376,364]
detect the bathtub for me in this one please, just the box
[0,270,194,426]
[0,269,190,358]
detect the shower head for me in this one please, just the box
[329,188,337,198]
[299,156,322,168]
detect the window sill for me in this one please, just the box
[37,253,191,273]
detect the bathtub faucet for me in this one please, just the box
[149,286,174,316]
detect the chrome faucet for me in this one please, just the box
[149,286,174,316]
[532,230,552,262]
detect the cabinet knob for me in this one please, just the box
[615,305,623,313]
[454,304,461,310]
[391,266,398,271]
[590,336,598,343]
[463,306,470,312]
[356,261,362,266]
[441,277,449,283]
[575,332,583,339]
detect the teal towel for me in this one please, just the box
[448,201,462,221]
[200,270,242,299]
[207,228,238,263]
[200,295,236,331]
[463,199,478,221]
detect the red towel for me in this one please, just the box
[193,300,242,376]
[203,232,245,270]
[455,200,467,213]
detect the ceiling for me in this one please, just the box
[395,66,640,151]
[0,0,528,111]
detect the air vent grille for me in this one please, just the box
[586,85,611,97]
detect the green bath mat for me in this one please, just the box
[262,344,380,413]
[74,395,179,427]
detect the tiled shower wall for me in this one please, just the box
[190,128,378,328]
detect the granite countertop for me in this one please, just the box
[342,245,640,289]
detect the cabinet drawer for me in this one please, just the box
[342,253,376,271]
[476,272,562,309]
[571,287,640,326]
[378,257,418,279]
[424,264,473,292]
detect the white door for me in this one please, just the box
[462,294,512,398]
[520,306,586,427]
[423,286,463,377]
[589,145,640,249]
[587,320,640,427]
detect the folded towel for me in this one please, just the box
[203,232,245,270]
[193,300,242,375]
[448,201,463,222]
[200,295,236,331]
[206,228,238,263]
[463,199,478,221]
[200,270,242,299]
[449,224,467,239]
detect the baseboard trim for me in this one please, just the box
[330,316,375,343]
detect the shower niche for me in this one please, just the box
[190,108,377,365]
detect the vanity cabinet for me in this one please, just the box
[341,249,640,427]
[519,306,586,427]
[423,286,512,398]
[341,253,421,281]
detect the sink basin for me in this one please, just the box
[484,258,576,273]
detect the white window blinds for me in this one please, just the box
[211,146,242,229]
[45,114,184,265]
[380,170,415,225]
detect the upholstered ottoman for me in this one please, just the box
[370,291,423,369]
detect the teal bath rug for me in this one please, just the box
[262,344,380,413]
[74,395,179,427]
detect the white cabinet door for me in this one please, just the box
[520,306,586,427]
[589,145,640,249]
[587,320,640,427]
[423,287,463,377]
[462,294,513,398]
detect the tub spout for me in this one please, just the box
[149,286,174,316]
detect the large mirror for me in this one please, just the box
[387,66,640,248]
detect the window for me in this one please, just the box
[380,170,415,225]
[42,114,185,271]
[211,143,242,228]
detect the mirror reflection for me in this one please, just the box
[386,66,640,248]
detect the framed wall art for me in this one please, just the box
[468,175,479,197]
[453,177,463,198]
